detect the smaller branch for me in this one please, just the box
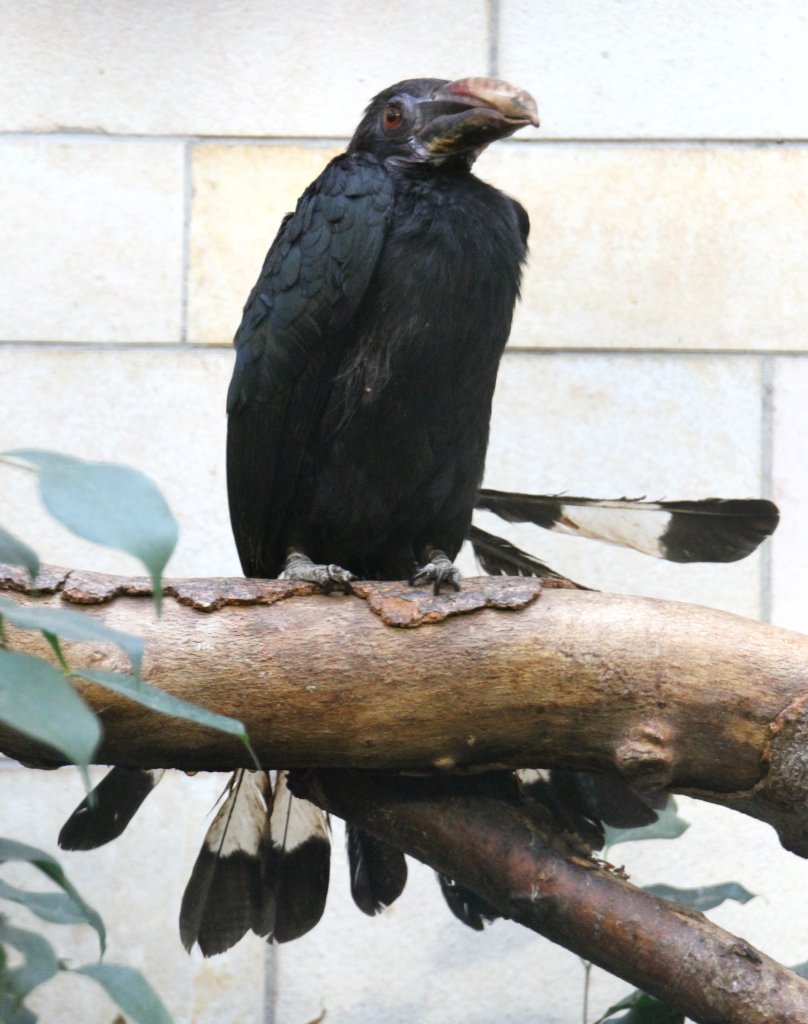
[293,768,808,1024]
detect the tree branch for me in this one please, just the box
[292,768,808,1024]
[4,564,808,1022]
[2,565,807,855]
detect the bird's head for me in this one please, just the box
[348,77,539,168]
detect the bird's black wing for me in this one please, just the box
[226,152,394,577]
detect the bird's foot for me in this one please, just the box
[281,551,356,594]
[410,549,462,595]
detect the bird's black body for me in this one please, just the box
[285,169,525,580]
[226,80,530,584]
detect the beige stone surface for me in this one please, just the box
[0,138,185,343]
[189,140,808,352]
[2,0,488,137]
[8,0,807,142]
[474,350,767,617]
[188,144,341,346]
[771,356,808,632]
[0,347,240,578]
[3,766,267,1024]
[500,0,808,139]
[475,141,808,351]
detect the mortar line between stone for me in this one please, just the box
[488,0,500,78]
[2,130,807,147]
[760,355,775,623]
[180,140,194,345]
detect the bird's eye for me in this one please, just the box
[383,105,403,130]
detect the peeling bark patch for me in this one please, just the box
[3,565,544,620]
[0,562,69,594]
[352,577,542,627]
[165,577,314,611]
[59,573,314,612]
[62,570,155,604]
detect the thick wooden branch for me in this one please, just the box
[4,565,808,1022]
[2,565,808,855]
[292,768,808,1024]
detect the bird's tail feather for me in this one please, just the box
[346,824,407,916]
[58,767,165,851]
[468,524,587,587]
[179,770,331,954]
[437,873,499,931]
[476,489,778,563]
[268,771,331,943]
[179,769,273,956]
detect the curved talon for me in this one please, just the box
[281,551,356,594]
[410,551,462,595]
[324,564,356,595]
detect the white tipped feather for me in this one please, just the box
[270,771,330,851]
[203,770,270,857]
[549,506,666,557]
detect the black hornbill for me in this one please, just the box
[226,75,538,593]
[59,76,778,954]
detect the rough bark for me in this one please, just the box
[4,564,808,1022]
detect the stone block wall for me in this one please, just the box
[2,3,807,1021]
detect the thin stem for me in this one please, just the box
[582,958,592,1024]
[0,455,36,473]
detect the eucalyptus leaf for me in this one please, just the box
[0,597,144,676]
[604,800,689,849]
[644,881,754,913]
[0,838,105,955]
[0,990,37,1024]
[791,960,808,979]
[5,451,178,607]
[0,878,95,928]
[0,920,59,998]
[0,527,39,580]
[75,669,258,766]
[74,963,174,1024]
[596,989,685,1023]
[0,650,100,769]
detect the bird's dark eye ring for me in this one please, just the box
[383,105,403,130]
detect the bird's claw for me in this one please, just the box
[317,564,357,595]
[281,553,356,594]
[410,551,462,595]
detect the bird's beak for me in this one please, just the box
[415,77,539,158]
